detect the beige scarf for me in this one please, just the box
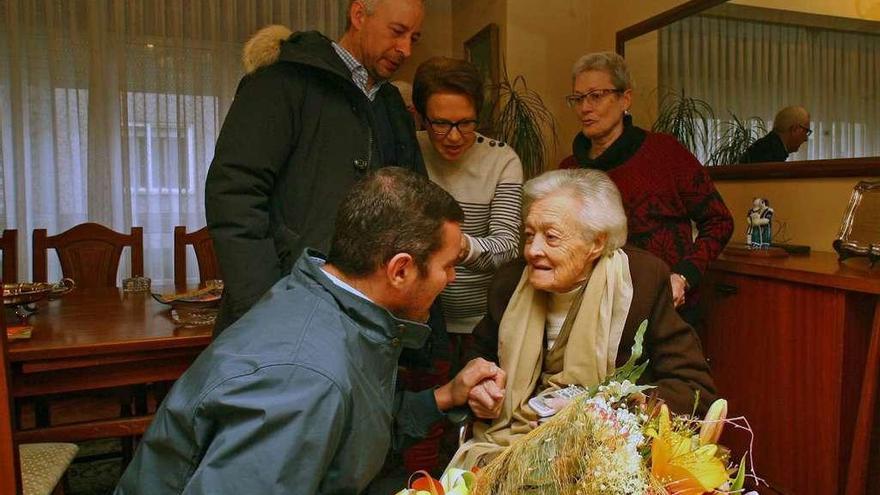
[449,249,633,470]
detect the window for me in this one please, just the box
[126,92,218,197]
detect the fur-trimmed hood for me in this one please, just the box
[241,27,354,85]
[242,25,294,74]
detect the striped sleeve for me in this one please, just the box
[460,153,523,273]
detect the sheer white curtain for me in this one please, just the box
[659,15,880,163]
[0,0,346,283]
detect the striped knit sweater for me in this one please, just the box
[419,131,523,334]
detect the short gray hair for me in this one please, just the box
[346,0,423,30]
[523,169,628,255]
[571,51,633,91]
[350,0,379,14]
[346,0,377,30]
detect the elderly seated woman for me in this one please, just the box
[451,168,717,469]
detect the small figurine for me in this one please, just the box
[746,197,774,248]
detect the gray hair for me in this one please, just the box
[350,0,379,14]
[571,51,633,91]
[523,169,628,255]
[345,0,379,30]
[347,0,423,30]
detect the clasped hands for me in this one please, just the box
[434,358,506,419]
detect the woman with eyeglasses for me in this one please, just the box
[559,52,733,327]
[413,56,523,351]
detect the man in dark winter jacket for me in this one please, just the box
[117,168,506,495]
[206,0,427,333]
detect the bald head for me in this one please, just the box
[773,105,811,153]
[772,106,810,133]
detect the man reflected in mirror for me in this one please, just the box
[740,105,811,163]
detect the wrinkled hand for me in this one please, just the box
[670,274,687,308]
[434,358,505,413]
[468,377,505,419]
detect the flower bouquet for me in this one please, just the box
[397,322,760,495]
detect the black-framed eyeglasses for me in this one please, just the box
[564,88,623,108]
[799,124,813,137]
[425,118,479,136]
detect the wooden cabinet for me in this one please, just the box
[702,252,880,495]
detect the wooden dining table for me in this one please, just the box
[7,285,213,406]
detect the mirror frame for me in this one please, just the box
[615,0,880,182]
[834,180,880,264]
[615,0,727,56]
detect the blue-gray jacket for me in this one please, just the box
[115,251,444,494]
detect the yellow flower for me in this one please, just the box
[650,405,728,494]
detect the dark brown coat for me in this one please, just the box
[466,246,718,415]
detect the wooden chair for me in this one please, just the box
[31,223,145,433]
[173,226,220,287]
[0,229,18,283]
[33,223,143,288]
[1,287,78,495]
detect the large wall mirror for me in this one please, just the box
[618,0,880,180]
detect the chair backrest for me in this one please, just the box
[33,223,144,288]
[0,285,24,494]
[0,229,18,283]
[173,226,220,287]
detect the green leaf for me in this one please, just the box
[707,112,767,166]
[652,88,714,160]
[489,61,558,179]
[590,319,650,394]
[731,454,747,491]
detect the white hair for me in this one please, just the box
[523,169,628,255]
[571,51,633,90]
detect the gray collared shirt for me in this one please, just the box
[332,41,385,101]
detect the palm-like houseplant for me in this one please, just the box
[707,113,767,166]
[652,89,715,162]
[491,66,558,179]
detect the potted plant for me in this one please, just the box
[707,113,767,166]
[490,65,558,179]
[652,89,715,161]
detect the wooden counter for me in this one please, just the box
[703,251,879,494]
[711,251,880,294]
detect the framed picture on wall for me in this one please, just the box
[464,23,500,130]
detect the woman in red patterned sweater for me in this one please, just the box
[559,52,733,325]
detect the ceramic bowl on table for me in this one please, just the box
[152,285,223,327]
